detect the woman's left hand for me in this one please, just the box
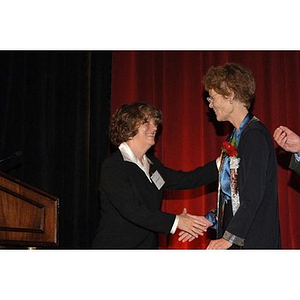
[206,238,232,250]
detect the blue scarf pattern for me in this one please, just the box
[220,112,253,199]
[205,112,254,229]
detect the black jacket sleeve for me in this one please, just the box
[289,154,300,176]
[148,155,218,190]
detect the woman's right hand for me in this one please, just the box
[177,208,212,240]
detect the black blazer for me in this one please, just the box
[289,155,300,176]
[220,120,281,249]
[92,150,218,249]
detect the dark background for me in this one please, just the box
[0,51,112,248]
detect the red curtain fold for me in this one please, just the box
[111,51,300,249]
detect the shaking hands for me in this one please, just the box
[177,208,213,242]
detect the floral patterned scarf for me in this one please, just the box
[218,113,258,217]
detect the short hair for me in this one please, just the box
[203,62,255,109]
[109,102,163,146]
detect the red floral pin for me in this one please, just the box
[221,139,238,157]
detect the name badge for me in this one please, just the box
[151,170,165,190]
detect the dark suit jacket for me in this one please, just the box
[289,155,300,176]
[92,151,218,249]
[218,120,281,249]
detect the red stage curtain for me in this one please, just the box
[110,51,300,249]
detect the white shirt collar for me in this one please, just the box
[119,142,153,181]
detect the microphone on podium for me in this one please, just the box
[0,151,23,164]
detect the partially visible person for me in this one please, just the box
[273,126,300,175]
[179,62,281,249]
[92,102,217,249]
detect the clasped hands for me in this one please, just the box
[177,208,212,243]
[177,208,233,249]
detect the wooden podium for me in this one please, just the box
[0,171,59,248]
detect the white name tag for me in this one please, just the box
[151,170,165,190]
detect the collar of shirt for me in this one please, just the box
[119,142,153,182]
